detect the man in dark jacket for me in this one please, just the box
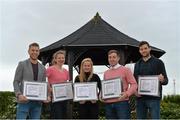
[134,41,168,119]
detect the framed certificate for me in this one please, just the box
[101,77,122,99]
[52,82,73,102]
[23,81,48,101]
[73,82,98,101]
[138,76,160,97]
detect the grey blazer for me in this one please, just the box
[13,59,46,96]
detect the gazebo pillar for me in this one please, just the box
[67,51,74,81]
[67,50,74,119]
[119,49,126,65]
[41,56,48,65]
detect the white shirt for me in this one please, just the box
[110,63,121,69]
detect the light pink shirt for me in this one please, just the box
[104,64,137,103]
[46,66,69,85]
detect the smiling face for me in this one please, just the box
[82,61,92,73]
[108,52,120,67]
[55,53,65,66]
[28,46,40,61]
[139,44,151,57]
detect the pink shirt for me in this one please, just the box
[46,66,69,85]
[104,65,137,103]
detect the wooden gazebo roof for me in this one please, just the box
[39,13,165,66]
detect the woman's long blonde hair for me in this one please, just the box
[51,50,66,65]
[79,58,94,82]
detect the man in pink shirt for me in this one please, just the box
[103,49,137,119]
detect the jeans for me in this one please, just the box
[136,98,160,119]
[16,101,42,119]
[105,101,130,119]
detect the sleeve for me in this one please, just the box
[103,71,107,80]
[46,67,51,78]
[46,68,52,84]
[74,75,80,83]
[159,60,168,85]
[46,67,52,96]
[41,66,46,82]
[66,69,70,81]
[95,74,102,93]
[13,62,23,96]
[133,62,139,82]
[125,68,137,97]
[62,68,70,81]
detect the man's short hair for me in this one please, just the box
[108,49,120,57]
[139,41,150,47]
[29,42,39,49]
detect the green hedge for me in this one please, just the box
[163,95,180,104]
[161,95,180,119]
[0,92,16,119]
[0,92,180,119]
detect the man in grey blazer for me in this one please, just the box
[13,42,49,119]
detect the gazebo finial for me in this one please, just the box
[92,12,101,24]
[95,12,100,18]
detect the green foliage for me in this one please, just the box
[160,95,180,119]
[163,95,180,104]
[41,102,51,119]
[0,91,180,119]
[0,92,16,119]
[98,101,105,119]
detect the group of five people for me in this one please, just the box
[13,41,168,119]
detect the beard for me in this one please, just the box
[142,52,150,58]
[30,55,38,61]
[141,51,150,56]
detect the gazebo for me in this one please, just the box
[39,13,165,80]
[39,13,166,118]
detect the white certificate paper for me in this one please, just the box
[23,81,47,101]
[73,82,98,101]
[138,76,160,96]
[52,82,73,102]
[101,78,122,99]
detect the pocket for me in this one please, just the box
[17,102,30,112]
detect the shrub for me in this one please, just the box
[163,95,180,104]
[0,92,16,119]
[0,91,180,119]
[161,95,180,119]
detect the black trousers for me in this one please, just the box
[50,101,67,119]
[78,102,99,119]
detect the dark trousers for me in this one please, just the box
[50,101,67,119]
[78,102,99,119]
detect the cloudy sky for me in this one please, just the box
[0,0,179,95]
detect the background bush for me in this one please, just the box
[0,92,16,119]
[0,91,180,119]
[160,95,180,119]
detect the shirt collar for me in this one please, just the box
[142,55,152,62]
[110,63,121,69]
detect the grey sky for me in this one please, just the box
[0,0,180,95]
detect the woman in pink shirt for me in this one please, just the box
[103,49,137,119]
[46,50,69,119]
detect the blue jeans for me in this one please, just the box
[136,98,160,119]
[16,101,42,119]
[105,101,130,119]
